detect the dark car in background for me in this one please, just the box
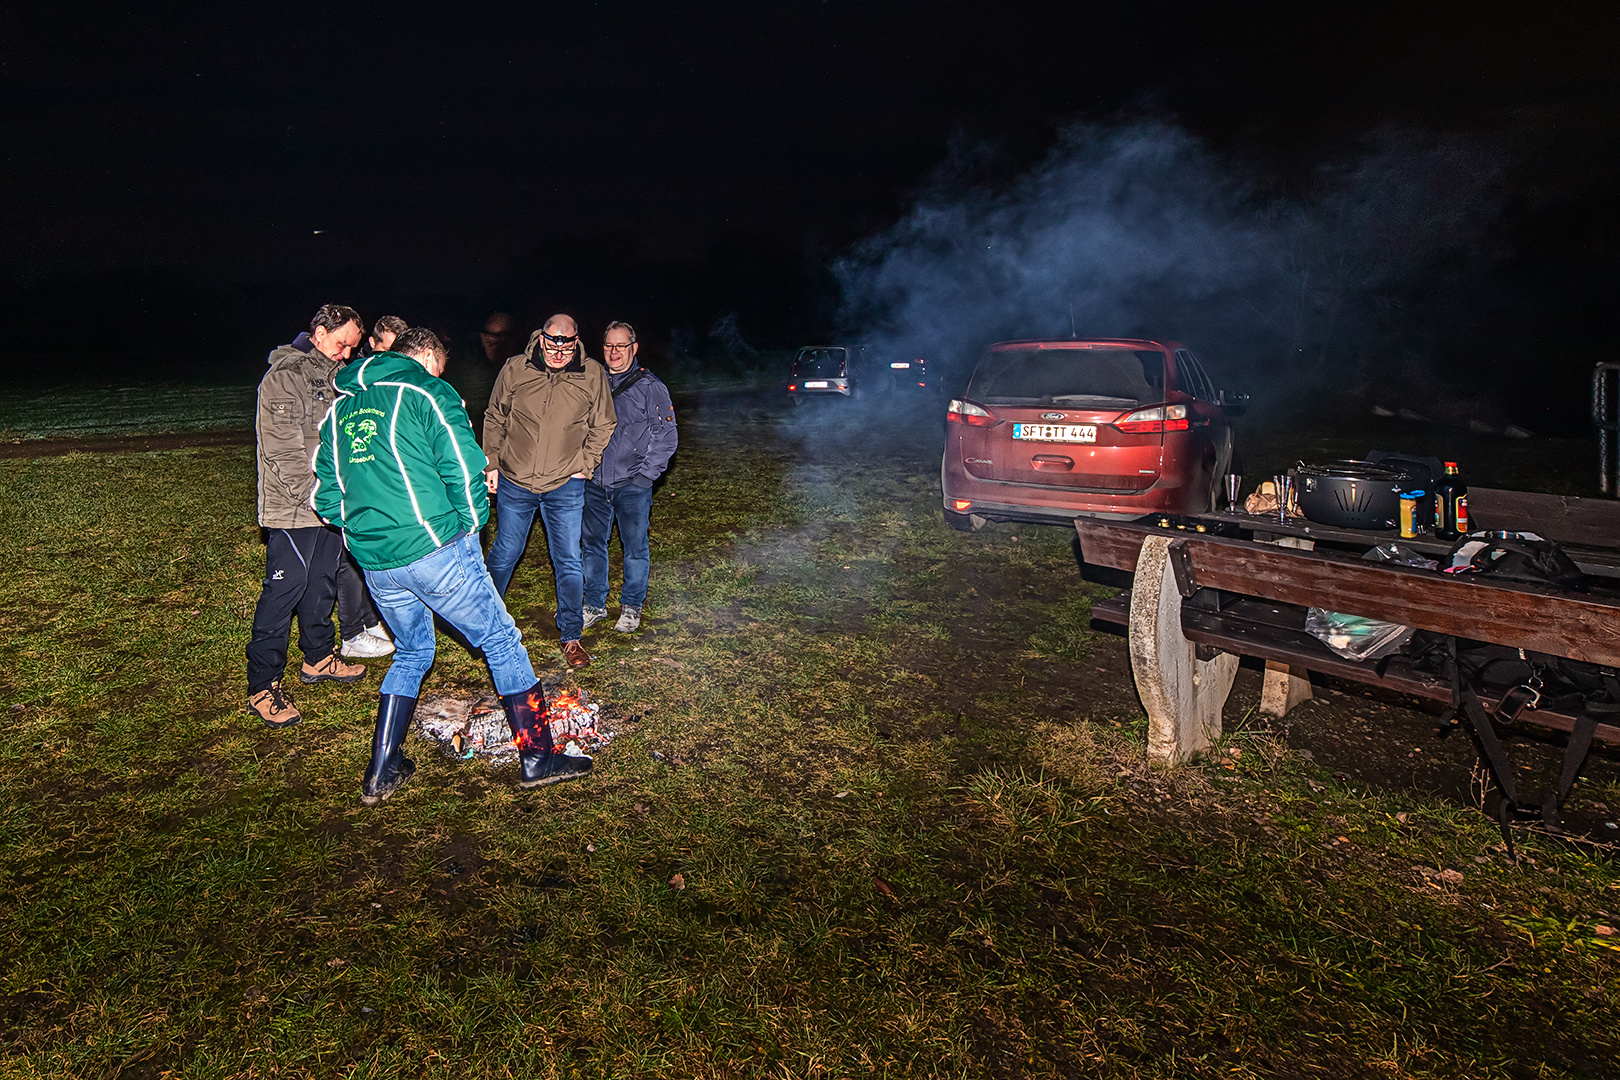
[788,345,931,403]
[941,338,1241,531]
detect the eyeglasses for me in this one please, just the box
[603,342,635,352]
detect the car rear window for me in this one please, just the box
[966,347,1165,406]
[794,348,846,378]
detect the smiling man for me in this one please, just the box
[246,304,369,729]
[581,321,677,635]
[481,314,616,668]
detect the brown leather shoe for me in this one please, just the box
[249,682,302,728]
[561,639,591,669]
[299,652,368,685]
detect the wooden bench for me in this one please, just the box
[1074,517,1620,762]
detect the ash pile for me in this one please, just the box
[413,688,615,763]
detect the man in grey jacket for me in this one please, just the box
[246,304,368,728]
[582,321,678,633]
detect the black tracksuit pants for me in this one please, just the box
[336,548,381,638]
[246,526,343,693]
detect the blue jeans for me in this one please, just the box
[484,474,586,641]
[363,532,537,698]
[582,481,654,610]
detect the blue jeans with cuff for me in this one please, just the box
[582,481,654,610]
[483,474,586,641]
[363,531,537,698]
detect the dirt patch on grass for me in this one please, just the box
[0,430,253,458]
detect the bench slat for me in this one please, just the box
[1078,520,1620,667]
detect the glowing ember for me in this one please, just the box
[546,689,609,757]
[412,689,616,762]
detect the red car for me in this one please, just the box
[941,338,1241,531]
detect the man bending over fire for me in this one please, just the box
[312,327,592,803]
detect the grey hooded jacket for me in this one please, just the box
[255,332,341,529]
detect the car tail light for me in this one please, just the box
[788,383,797,392]
[1113,404,1189,433]
[952,499,972,511]
[947,399,997,427]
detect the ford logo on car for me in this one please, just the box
[1040,411,1065,421]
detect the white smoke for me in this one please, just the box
[835,121,1507,396]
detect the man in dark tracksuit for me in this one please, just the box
[246,304,369,728]
[581,321,678,634]
[313,328,591,802]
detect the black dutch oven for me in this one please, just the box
[1295,460,1424,530]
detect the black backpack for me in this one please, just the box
[1406,533,1618,856]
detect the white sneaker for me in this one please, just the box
[342,631,395,658]
[581,605,608,631]
[614,607,641,633]
[365,623,392,643]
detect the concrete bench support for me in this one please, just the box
[1128,535,1239,762]
[1259,661,1314,717]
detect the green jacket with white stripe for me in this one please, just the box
[313,352,490,571]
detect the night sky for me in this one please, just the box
[4,2,1617,393]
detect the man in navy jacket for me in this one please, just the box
[581,321,678,633]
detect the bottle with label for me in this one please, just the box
[1435,461,1469,540]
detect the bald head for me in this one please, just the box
[538,313,581,369]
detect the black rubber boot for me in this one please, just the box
[361,694,417,805]
[501,683,592,788]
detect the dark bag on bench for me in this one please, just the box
[1406,534,1617,854]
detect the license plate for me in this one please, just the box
[1013,423,1097,443]
[804,380,830,388]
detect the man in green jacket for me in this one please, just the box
[482,313,616,669]
[314,328,591,803]
[247,304,369,729]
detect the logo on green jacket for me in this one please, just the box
[343,412,382,463]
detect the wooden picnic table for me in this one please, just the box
[1075,509,1620,763]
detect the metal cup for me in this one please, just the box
[1224,473,1242,513]
[1277,473,1294,521]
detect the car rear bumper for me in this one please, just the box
[942,456,1194,521]
[942,496,1148,524]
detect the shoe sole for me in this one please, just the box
[341,646,394,658]
[258,712,303,729]
[361,766,415,805]
[300,669,368,684]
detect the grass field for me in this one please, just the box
[1,395,1618,1078]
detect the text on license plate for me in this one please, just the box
[1013,423,1097,443]
[804,381,830,388]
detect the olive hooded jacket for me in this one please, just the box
[255,334,342,529]
[312,352,489,571]
[482,331,616,495]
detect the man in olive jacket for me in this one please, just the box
[482,313,616,669]
[246,304,368,729]
[314,328,591,802]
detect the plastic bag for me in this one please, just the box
[1305,609,1415,661]
[1362,542,1438,570]
[1304,543,1430,661]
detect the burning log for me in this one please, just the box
[413,688,616,762]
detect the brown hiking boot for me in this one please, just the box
[299,652,368,685]
[249,682,302,729]
[561,639,591,669]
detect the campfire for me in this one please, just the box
[413,688,615,762]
